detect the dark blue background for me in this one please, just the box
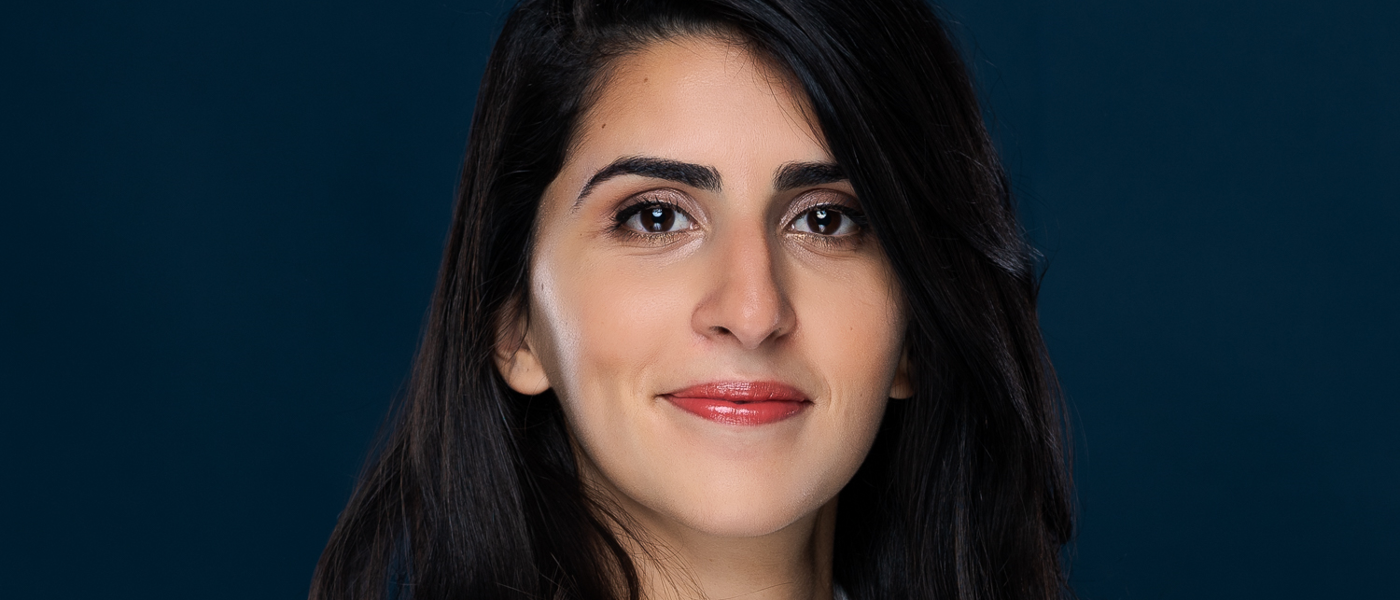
[3,1,1395,597]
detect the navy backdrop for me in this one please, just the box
[2,0,1395,598]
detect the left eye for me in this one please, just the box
[789,206,860,236]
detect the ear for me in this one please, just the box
[888,345,915,400]
[493,299,552,396]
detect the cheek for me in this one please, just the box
[795,264,904,459]
[793,260,906,403]
[529,250,693,421]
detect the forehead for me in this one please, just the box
[566,36,831,179]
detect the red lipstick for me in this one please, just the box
[664,381,810,426]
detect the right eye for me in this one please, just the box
[617,201,695,234]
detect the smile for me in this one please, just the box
[663,381,811,426]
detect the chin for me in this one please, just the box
[656,472,835,539]
[675,500,816,539]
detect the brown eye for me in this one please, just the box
[790,205,861,236]
[640,205,674,231]
[618,201,694,234]
[806,208,841,235]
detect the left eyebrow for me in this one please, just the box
[773,161,846,191]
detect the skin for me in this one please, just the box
[496,35,912,600]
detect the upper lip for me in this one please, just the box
[664,380,808,403]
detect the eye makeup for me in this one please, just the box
[606,189,701,245]
[782,190,868,250]
[599,185,868,251]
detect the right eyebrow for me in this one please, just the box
[573,156,722,210]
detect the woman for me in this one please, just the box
[312,1,1073,599]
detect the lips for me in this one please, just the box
[664,381,810,426]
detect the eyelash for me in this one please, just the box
[791,202,867,239]
[609,197,867,247]
[611,198,692,243]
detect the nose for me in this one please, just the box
[691,224,796,349]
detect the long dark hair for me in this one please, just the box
[311,1,1073,598]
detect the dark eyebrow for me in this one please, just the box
[574,156,722,209]
[774,161,846,191]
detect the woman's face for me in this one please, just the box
[497,36,912,539]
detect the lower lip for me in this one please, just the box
[665,396,809,426]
